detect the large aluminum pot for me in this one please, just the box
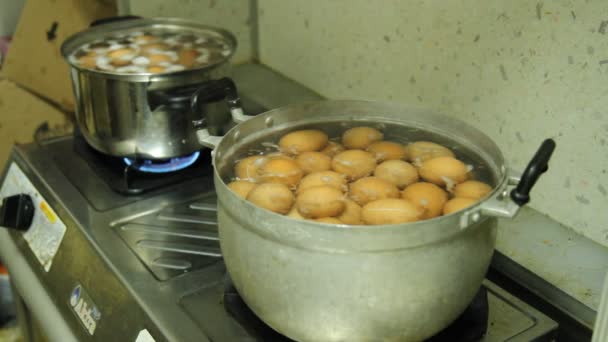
[198,100,554,341]
[61,18,238,159]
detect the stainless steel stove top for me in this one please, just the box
[0,64,558,341]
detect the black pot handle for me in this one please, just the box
[90,15,142,27]
[190,77,243,125]
[510,139,556,206]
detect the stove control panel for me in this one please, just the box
[0,163,67,272]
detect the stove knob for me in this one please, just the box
[0,194,35,231]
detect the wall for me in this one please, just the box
[257,0,608,248]
[128,0,255,63]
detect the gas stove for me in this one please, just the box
[0,64,560,341]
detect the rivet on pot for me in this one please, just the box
[264,117,274,127]
[471,212,481,222]
[233,130,241,141]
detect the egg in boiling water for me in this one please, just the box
[342,127,384,149]
[246,183,294,214]
[361,199,424,225]
[279,130,329,155]
[331,150,377,181]
[349,177,400,206]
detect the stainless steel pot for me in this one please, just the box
[61,17,238,159]
[199,100,554,342]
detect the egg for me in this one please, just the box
[419,157,468,187]
[257,158,303,188]
[401,182,448,219]
[147,65,166,73]
[287,206,305,220]
[296,186,345,218]
[342,127,384,149]
[315,217,343,224]
[349,177,400,206]
[443,197,478,215]
[107,48,136,59]
[373,160,419,189]
[178,48,200,67]
[453,180,493,199]
[297,171,347,194]
[227,180,256,199]
[246,183,294,214]
[279,130,329,155]
[295,152,332,174]
[148,53,174,65]
[367,141,407,161]
[321,141,345,157]
[134,34,158,44]
[78,55,98,69]
[407,141,455,163]
[234,155,265,181]
[331,150,377,181]
[361,199,424,225]
[337,199,362,225]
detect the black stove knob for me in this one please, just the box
[0,194,35,231]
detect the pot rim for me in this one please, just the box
[60,17,237,82]
[213,100,509,249]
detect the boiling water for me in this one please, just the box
[220,121,499,188]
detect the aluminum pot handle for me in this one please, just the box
[192,78,255,149]
[459,139,556,229]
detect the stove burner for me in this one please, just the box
[123,151,201,173]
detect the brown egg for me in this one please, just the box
[349,177,400,206]
[373,160,419,189]
[148,53,174,65]
[297,171,347,194]
[337,199,362,225]
[331,150,377,181]
[419,157,468,187]
[296,186,345,218]
[178,48,200,68]
[78,55,97,69]
[321,141,345,157]
[134,34,158,44]
[407,141,455,163]
[279,130,329,155]
[110,58,132,67]
[361,199,424,225]
[147,65,166,73]
[107,48,136,59]
[287,206,305,220]
[367,141,407,161]
[258,158,303,188]
[227,180,256,199]
[246,183,294,214]
[342,127,384,149]
[235,155,265,181]
[315,217,343,224]
[453,180,493,200]
[264,152,293,161]
[443,197,478,215]
[295,152,332,174]
[402,182,448,219]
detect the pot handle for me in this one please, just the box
[459,139,556,228]
[191,77,255,149]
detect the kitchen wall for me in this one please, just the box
[257,0,608,248]
[128,0,255,63]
